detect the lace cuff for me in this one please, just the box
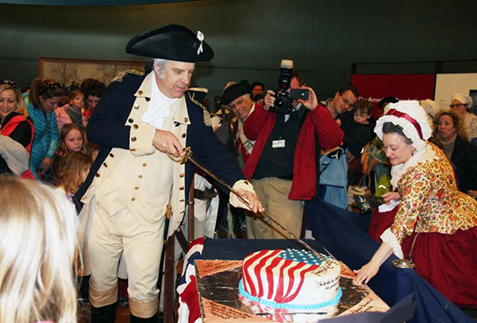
[380,228,404,258]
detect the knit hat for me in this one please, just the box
[451,93,473,110]
[375,100,432,151]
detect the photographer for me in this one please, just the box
[243,69,344,239]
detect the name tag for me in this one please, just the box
[272,139,285,148]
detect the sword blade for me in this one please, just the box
[185,153,325,261]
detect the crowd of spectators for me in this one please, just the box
[1,25,477,323]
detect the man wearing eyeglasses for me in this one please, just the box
[449,93,477,145]
[324,84,359,120]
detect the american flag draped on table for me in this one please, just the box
[177,237,204,323]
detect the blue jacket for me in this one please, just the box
[75,72,243,211]
[24,94,59,179]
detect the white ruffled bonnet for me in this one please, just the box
[374,100,432,151]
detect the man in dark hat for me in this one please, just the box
[75,24,262,323]
[220,80,256,169]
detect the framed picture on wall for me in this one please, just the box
[469,90,477,113]
[39,57,147,90]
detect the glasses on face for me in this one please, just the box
[39,82,62,95]
[449,103,465,109]
[227,96,244,111]
[0,79,19,89]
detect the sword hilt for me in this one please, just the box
[167,147,327,261]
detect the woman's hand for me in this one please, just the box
[353,261,380,285]
[41,157,52,173]
[382,191,400,204]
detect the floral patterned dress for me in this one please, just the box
[370,143,477,307]
[391,144,477,243]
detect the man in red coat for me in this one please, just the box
[243,71,344,239]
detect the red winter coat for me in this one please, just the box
[243,102,343,200]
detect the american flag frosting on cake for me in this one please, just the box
[239,249,342,309]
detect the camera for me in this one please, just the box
[270,59,309,114]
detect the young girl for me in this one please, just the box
[24,78,64,179]
[0,176,78,323]
[56,89,86,130]
[55,152,92,199]
[43,123,85,184]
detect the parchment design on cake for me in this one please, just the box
[201,298,273,323]
[340,289,389,316]
[196,260,242,279]
[338,261,356,278]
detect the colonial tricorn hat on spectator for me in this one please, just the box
[126,24,214,62]
[220,80,251,106]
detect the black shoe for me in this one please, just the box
[130,313,158,323]
[91,302,117,323]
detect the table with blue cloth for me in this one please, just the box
[201,199,474,323]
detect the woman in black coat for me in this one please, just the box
[432,109,477,198]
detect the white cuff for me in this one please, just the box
[380,228,404,259]
[229,180,256,211]
[379,199,400,212]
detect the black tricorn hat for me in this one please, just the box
[126,24,214,62]
[220,80,251,106]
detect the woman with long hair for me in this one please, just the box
[0,80,35,178]
[24,78,64,179]
[0,176,78,323]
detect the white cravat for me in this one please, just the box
[141,77,178,129]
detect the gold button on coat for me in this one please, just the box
[131,137,137,142]
[182,133,186,138]
[133,124,139,129]
[109,153,114,158]
[131,197,136,201]
[179,186,184,190]
[138,175,143,179]
[142,163,147,167]
[179,173,185,178]
[128,118,134,123]
[184,117,188,122]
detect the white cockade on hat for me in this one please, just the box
[374,100,432,151]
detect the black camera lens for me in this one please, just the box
[275,96,287,109]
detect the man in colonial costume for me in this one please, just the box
[75,24,262,323]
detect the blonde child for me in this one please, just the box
[55,152,92,199]
[0,176,78,323]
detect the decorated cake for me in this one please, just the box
[239,249,342,309]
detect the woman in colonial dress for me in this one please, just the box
[354,101,477,308]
